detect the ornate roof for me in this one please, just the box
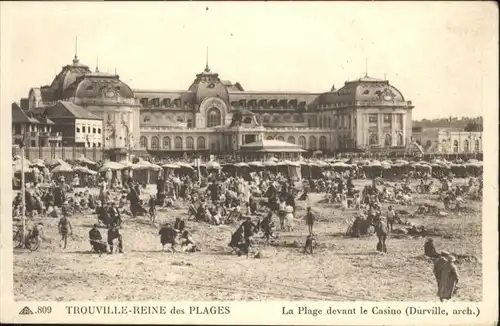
[74,72,134,100]
[188,65,229,104]
[318,75,407,107]
[41,56,134,103]
[47,56,92,100]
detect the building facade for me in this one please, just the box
[12,103,62,147]
[412,127,482,154]
[13,54,414,158]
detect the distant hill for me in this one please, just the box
[413,116,483,131]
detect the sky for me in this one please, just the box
[1,1,498,120]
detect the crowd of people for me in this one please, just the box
[12,154,481,302]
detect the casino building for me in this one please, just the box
[15,53,414,159]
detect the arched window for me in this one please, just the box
[276,136,285,141]
[474,139,480,151]
[397,133,404,146]
[309,136,317,149]
[267,136,274,140]
[453,140,459,153]
[162,136,171,150]
[140,136,148,148]
[186,137,194,150]
[319,136,327,150]
[319,118,323,128]
[174,136,183,150]
[151,136,159,149]
[207,108,221,128]
[463,139,469,152]
[197,136,206,150]
[298,136,306,149]
[369,133,378,145]
[384,134,392,146]
[287,136,295,144]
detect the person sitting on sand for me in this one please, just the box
[173,217,185,233]
[424,238,440,258]
[89,224,107,254]
[180,230,199,253]
[159,222,178,252]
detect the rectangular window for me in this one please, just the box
[82,126,86,133]
[76,127,81,133]
[93,127,96,134]
[31,140,36,147]
[187,119,193,128]
[383,114,391,123]
[369,115,378,123]
[98,128,101,134]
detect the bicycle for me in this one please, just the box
[12,226,41,251]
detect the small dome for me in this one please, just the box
[74,72,134,100]
[188,65,229,104]
[321,76,405,106]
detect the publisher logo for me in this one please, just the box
[19,306,34,315]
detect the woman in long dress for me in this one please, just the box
[284,204,295,231]
[434,252,459,302]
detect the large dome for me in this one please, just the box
[41,56,134,103]
[321,76,406,106]
[188,65,229,104]
[48,56,93,100]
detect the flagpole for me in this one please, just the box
[20,145,26,245]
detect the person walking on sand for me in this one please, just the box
[58,215,73,249]
[305,206,315,235]
[436,253,459,302]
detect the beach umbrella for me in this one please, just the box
[73,166,97,175]
[206,161,222,170]
[331,161,348,168]
[263,160,277,167]
[46,157,66,166]
[135,160,162,170]
[119,159,135,167]
[99,161,125,172]
[234,162,249,168]
[13,157,32,167]
[314,160,329,168]
[248,161,264,167]
[285,160,300,167]
[163,163,180,169]
[380,161,392,169]
[176,162,195,169]
[30,159,45,168]
[52,163,73,173]
[76,155,96,165]
[394,159,409,165]
[13,164,31,173]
